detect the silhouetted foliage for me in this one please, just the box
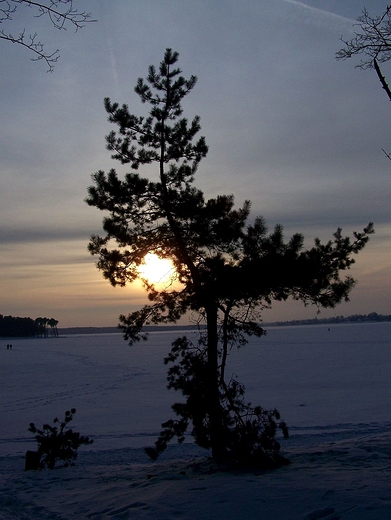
[28,408,93,469]
[0,0,96,71]
[0,314,59,337]
[0,314,36,337]
[86,49,373,467]
[146,335,289,468]
[35,316,59,337]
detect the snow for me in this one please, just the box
[1,323,391,519]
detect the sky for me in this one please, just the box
[1,0,390,327]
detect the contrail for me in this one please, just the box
[106,36,120,97]
[102,13,120,98]
[280,0,356,24]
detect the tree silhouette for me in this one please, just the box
[0,314,36,336]
[47,317,59,337]
[336,6,391,102]
[35,316,49,337]
[0,0,96,71]
[28,408,93,469]
[86,49,373,465]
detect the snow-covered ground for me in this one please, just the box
[1,323,391,519]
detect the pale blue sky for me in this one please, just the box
[1,0,390,326]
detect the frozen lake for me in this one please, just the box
[1,321,391,456]
[1,322,391,519]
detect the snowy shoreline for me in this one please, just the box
[1,424,390,519]
[1,323,391,518]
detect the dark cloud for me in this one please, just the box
[0,226,94,245]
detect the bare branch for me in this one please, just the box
[0,1,17,22]
[382,148,391,160]
[336,5,391,69]
[0,29,60,70]
[0,0,96,71]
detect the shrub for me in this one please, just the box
[28,408,93,469]
[145,337,289,468]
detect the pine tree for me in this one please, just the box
[86,49,373,465]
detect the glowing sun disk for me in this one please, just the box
[138,253,175,285]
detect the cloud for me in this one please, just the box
[0,0,389,325]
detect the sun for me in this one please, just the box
[137,253,176,286]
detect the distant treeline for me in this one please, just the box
[267,312,391,328]
[59,324,199,335]
[0,315,59,338]
[5,313,390,338]
[59,313,391,336]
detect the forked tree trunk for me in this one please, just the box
[158,81,225,460]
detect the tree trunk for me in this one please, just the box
[206,301,226,461]
[374,58,391,102]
